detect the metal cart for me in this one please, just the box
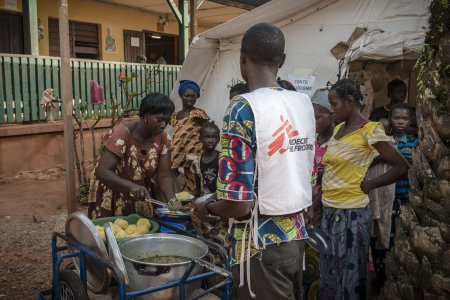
[37,218,232,300]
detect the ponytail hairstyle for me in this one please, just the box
[330,79,364,106]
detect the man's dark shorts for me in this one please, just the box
[232,240,305,300]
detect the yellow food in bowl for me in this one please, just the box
[107,222,122,234]
[136,224,149,234]
[176,192,191,201]
[98,230,106,240]
[114,218,129,230]
[96,217,153,240]
[137,218,151,229]
[125,224,137,235]
[115,230,127,238]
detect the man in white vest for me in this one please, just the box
[195,23,315,299]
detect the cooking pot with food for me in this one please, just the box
[119,233,208,300]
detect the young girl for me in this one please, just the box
[371,103,419,290]
[191,122,231,266]
[306,89,335,226]
[319,79,408,300]
[191,122,220,197]
[170,80,210,193]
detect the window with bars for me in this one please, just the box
[48,18,99,59]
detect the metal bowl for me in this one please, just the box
[119,233,208,300]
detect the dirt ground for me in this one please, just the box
[0,167,77,300]
[0,168,221,300]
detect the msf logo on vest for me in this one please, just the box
[268,115,313,156]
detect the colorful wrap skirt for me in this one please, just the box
[319,205,371,300]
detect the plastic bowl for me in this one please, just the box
[160,222,187,233]
[91,214,160,243]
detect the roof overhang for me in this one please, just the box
[95,0,266,28]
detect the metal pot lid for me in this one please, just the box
[194,194,214,206]
[306,226,332,256]
[65,212,111,293]
[104,223,130,287]
[156,207,191,217]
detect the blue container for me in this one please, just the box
[160,222,187,233]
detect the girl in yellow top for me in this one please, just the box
[319,79,407,300]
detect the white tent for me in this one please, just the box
[171,0,430,125]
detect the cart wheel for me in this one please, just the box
[57,270,89,300]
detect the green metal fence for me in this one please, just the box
[0,54,181,124]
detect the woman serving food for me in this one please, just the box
[88,93,177,219]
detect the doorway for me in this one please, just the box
[123,30,145,63]
[0,12,24,54]
[123,30,178,64]
[145,32,178,65]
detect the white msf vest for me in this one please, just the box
[245,87,315,215]
[230,88,315,298]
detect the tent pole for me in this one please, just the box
[189,0,197,43]
[167,0,190,63]
[59,0,77,214]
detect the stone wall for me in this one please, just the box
[381,1,450,299]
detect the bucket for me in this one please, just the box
[119,233,208,300]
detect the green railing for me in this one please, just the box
[0,54,181,124]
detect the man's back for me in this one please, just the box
[242,87,315,214]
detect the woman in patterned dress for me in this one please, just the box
[88,93,176,219]
[170,80,209,192]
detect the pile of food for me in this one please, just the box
[95,217,151,239]
[176,191,192,201]
[167,192,194,211]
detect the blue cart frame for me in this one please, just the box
[37,219,233,300]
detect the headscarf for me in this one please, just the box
[178,80,201,98]
[311,89,331,111]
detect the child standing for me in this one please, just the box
[191,122,221,197]
[370,79,417,136]
[306,89,335,226]
[370,102,418,289]
[370,79,407,121]
[390,103,419,242]
[191,122,231,266]
[390,103,418,202]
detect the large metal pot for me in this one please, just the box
[119,233,208,300]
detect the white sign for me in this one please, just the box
[288,75,316,97]
[4,0,18,10]
[130,37,140,47]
